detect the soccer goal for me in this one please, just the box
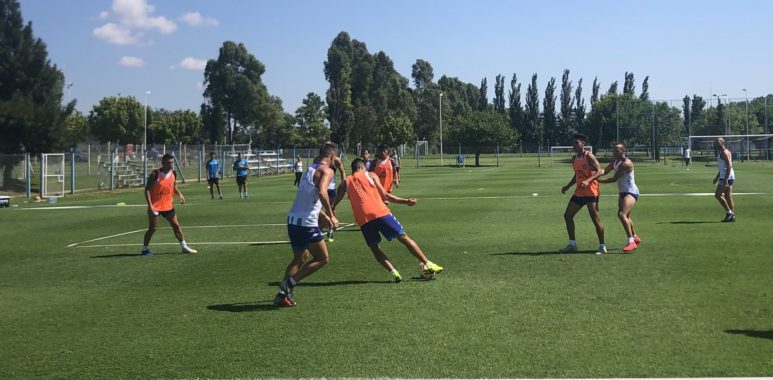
[415,140,429,156]
[41,153,65,198]
[688,134,773,162]
[549,145,592,166]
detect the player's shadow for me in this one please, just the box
[724,329,773,340]
[207,301,280,313]
[658,221,721,225]
[490,250,599,256]
[267,280,392,287]
[91,253,145,258]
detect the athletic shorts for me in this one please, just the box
[719,179,735,186]
[236,175,248,185]
[360,214,405,246]
[619,192,639,201]
[395,167,400,173]
[570,195,599,206]
[327,189,337,200]
[149,208,176,218]
[207,177,220,185]
[287,224,324,250]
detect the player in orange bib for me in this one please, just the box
[334,158,443,282]
[370,143,398,193]
[141,154,197,256]
[559,134,606,254]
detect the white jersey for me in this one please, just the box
[614,157,639,195]
[287,164,322,227]
[294,161,303,173]
[717,151,735,180]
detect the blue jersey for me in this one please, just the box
[206,159,221,178]
[234,159,249,176]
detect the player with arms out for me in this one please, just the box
[274,143,340,307]
[597,143,641,252]
[334,158,443,282]
[141,154,197,256]
[713,137,736,222]
[559,134,606,254]
[205,152,223,200]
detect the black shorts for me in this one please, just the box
[149,209,176,218]
[395,167,400,173]
[236,175,248,185]
[207,177,220,185]
[570,195,599,206]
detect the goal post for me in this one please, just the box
[688,134,773,162]
[41,153,65,198]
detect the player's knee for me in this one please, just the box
[618,211,627,220]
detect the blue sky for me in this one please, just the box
[19,0,773,115]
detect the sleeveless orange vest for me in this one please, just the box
[150,169,175,211]
[346,171,391,226]
[372,158,394,193]
[572,151,600,197]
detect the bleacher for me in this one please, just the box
[226,150,292,176]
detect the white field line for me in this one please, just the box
[422,192,766,200]
[79,241,289,248]
[67,229,146,247]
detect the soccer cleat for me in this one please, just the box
[182,246,198,254]
[595,246,607,255]
[392,271,402,283]
[424,261,443,274]
[273,291,296,307]
[623,242,638,253]
[633,235,641,244]
[721,214,736,223]
[141,249,154,257]
[559,244,578,253]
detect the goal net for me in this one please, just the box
[549,145,592,166]
[688,134,773,162]
[415,140,429,156]
[41,153,65,198]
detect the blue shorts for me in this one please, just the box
[287,224,324,251]
[360,214,405,246]
[236,175,248,185]
[719,179,735,186]
[327,189,337,200]
[619,192,639,201]
[570,195,599,206]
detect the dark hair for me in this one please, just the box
[162,153,174,161]
[209,152,215,157]
[351,158,365,172]
[572,133,588,142]
[378,143,388,152]
[320,142,338,158]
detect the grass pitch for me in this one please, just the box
[1,156,772,378]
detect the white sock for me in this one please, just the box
[180,240,188,249]
[628,236,635,244]
[569,240,576,246]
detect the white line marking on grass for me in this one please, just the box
[67,229,146,247]
[79,241,289,248]
[422,192,766,200]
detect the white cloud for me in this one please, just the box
[179,11,219,27]
[94,0,176,45]
[118,56,145,68]
[171,57,207,71]
[93,23,139,45]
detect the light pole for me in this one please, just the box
[143,90,151,185]
[713,93,727,134]
[743,89,750,160]
[439,92,443,167]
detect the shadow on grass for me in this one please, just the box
[91,253,144,258]
[658,221,721,224]
[490,250,600,256]
[207,301,279,313]
[725,329,773,340]
[266,280,393,287]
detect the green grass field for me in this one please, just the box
[1,157,772,378]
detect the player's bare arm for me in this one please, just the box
[561,174,576,194]
[369,172,415,206]
[315,167,338,227]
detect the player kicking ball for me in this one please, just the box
[597,144,642,253]
[333,158,443,282]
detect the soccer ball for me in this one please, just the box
[418,262,435,280]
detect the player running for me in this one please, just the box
[713,137,736,222]
[597,144,641,252]
[333,158,443,282]
[325,154,346,242]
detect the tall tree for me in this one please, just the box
[87,96,145,144]
[543,77,558,145]
[623,72,635,95]
[152,109,204,144]
[690,95,707,135]
[478,77,489,111]
[524,74,541,146]
[447,110,514,166]
[493,74,506,114]
[200,103,224,144]
[294,92,329,146]
[559,69,574,140]
[682,95,691,135]
[575,78,586,132]
[508,73,524,140]
[607,81,619,96]
[591,77,600,109]
[324,32,355,147]
[0,0,74,188]
[640,76,650,101]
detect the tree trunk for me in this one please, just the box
[475,152,481,167]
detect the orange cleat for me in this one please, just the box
[633,236,641,244]
[623,242,638,253]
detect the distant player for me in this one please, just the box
[333,158,443,282]
[233,153,249,199]
[325,154,346,242]
[370,143,398,193]
[713,137,735,222]
[683,144,691,168]
[559,134,606,254]
[141,154,197,256]
[390,147,401,188]
[205,152,223,200]
[274,143,339,307]
[362,149,372,171]
[598,144,641,253]
[293,155,303,187]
